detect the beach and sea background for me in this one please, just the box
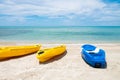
[0,26,120,80]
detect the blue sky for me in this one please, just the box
[0,0,120,26]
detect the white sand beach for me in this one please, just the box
[0,43,120,80]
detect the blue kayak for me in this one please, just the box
[81,44,106,68]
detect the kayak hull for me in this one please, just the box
[81,44,106,68]
[0,45,41,59]
[36,45,66,62]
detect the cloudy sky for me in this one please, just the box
[0,0,120,26]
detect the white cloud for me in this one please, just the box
[0,0,120,24]
[94,3,120,22]
[0,0,105,17]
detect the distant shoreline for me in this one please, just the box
[0,40,120,46]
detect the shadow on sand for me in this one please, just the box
[39,50,67,64]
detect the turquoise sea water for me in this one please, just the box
[0,26,120,43]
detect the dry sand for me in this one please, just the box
[0,43,120,80]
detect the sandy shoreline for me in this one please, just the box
[0,42,120,80]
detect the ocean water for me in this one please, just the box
[0,26,120,43]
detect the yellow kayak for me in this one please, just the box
[0,45,41,59]
[36,45,66,62]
